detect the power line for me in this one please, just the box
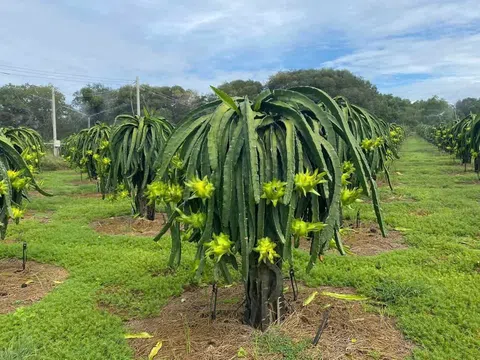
[61,104,88,118]
[146,89,176,103]
[0,64,133,82]
[0,70,132,86]
[71,85,135,98]
[90,103,130,117]
[61,102,130,118]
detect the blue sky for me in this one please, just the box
[1,0,480,102]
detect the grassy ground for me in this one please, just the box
[0,136,479,359]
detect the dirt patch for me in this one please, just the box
[125,284,413,360]
[0,258,68,314]
[341,224,407,256]
[409,209,430,217]
[24,210,54,224]
[71,178,95,186]
[91,215,167,237]
[454,179,480,185]
[297,224,407,257]
[75,192,103,199]
[381,194,417,203]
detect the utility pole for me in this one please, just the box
[136,76,141,116]
[51,86,59,156]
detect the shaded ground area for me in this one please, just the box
[0,259,68,314]
[92,215,167,237]
[125,284,413,360]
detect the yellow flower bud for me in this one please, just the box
[261,179,287,206]
[253,237,280,264]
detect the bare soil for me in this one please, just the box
[75,192,103,199]
[91,215,167,237]
[71,178,95,186]
[125,284,413,360]
[0,258,68,314]
[298,223,407,257]
[381,194,417,203]
[341,224,407,256]
[24,210,54,224]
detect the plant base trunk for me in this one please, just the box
[146,203,155,221]
[135,189,155,220]
[244,262,286,331]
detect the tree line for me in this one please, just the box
[1,68,479,140]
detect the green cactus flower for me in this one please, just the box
[342,161,355,175]
[171,154,183,170]
[146,181,168,204]
[341,188,363,207]
[102,157,111,166]
[99,140,109,150]
[185,176,215,201]
[164,183,183,204]
[261,179,287,206]
[204,233,233,262]
[7,170,20,181]
[118,190,129,199]
[373,137,384,147]
[11,207,24,220]
[253,237,280,264]
[11,178,29,191]
[176,209,206,229]
[361,138,376,151]
[291,219,327,237]
[294,169,327,196]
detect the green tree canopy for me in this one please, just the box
[217,80,264,99]
[455,97,480,119]
[0,84,73,140]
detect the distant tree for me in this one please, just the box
[266,69,380,110]
[455,98,480,119]
[372,94,413,123]
[72,84,119,124]
[112,85,202,124]
[217,79,264,98]
[416,96,455,125]
[0,84,67,140]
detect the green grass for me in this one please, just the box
[1,137,479,359]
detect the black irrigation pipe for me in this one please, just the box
[312,306,332,346]
[22,241,27,271]
[289,268,299,301]
[210,282,218,320]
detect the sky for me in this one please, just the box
[1,0,480,103]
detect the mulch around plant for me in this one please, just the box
[0,258,68,314]
[91,215,167,237]
[124,283,413,360]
